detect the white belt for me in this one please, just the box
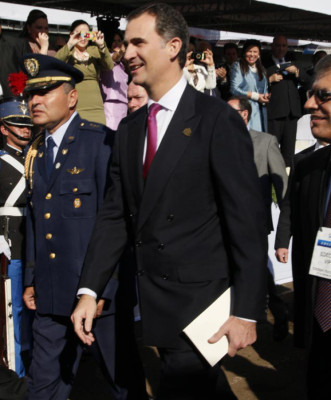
[0,207,26,217]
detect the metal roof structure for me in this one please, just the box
[2,0,331,42]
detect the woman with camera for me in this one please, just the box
[99,31,129,130]
[56,20,113,125]
[183,42,216,94]
[230,39,269,132]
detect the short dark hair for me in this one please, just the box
[228,95,252,121]
[127,3,189,69]
[70,20,90,34]
[224,42,238,53]
[315,54,331,79]
[21,9,48,38]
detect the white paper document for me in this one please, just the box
[183,287,232,367]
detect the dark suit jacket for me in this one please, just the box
[25,114,117,316]
[263,55,302,120]
[275,143,316,250]
[286,145,331,347]
[80,84,268,348]
[249,129,287,232]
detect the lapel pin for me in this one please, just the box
[55,162,61,169]
[67,167,84,175]
[68,136,75,140]
[62,149,68,155]
[183,128,192,137]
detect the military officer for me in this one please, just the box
[0,96,33,377]
[21,54,129,400]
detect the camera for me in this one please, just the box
[80,31,97,41]
[191,52,205,62]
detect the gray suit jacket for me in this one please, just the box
[249,129,288,232]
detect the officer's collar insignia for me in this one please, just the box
[67,166,84,175]
[55,162,61,169]
[38,152,43,158]
[183,128,192,137]
[62,148,68,155]
[24,58,39,77]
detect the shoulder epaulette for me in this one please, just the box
[78,120,106,133]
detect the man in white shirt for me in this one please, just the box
[72,3,267,399]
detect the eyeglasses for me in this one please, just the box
[306,89,331,103]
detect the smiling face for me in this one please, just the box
[244,45,260,66]
[124,12,182,100]
[111,33,123,52]
[305,72,331,143]
[27,17,48,42]
[27,84,77,134]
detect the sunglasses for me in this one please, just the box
[306,89,331,103]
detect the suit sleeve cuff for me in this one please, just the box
[77,288,97,299]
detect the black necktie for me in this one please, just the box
[46,136,56,178]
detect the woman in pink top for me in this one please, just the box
[100,31,129,130]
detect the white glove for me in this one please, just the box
[0,235,11,260]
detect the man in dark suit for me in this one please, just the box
[21,54,129,399]
[275,55,331,399]
[72,4,267,399]
[228,95,289,341]
[263,35,302,167]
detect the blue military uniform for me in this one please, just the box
[0,97,34,377]
[22,54,125,399]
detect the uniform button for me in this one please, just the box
[158,243,165,250]
[167,214,174,222]
[45,193,52,200]
[44,213,51,219]
[129,213,134,218]
[46,233,52,240]
[73,187,78,193]
[137,269,144,276]
[161,273,169,280]
[136,240,142,247]
[49,253,56,259]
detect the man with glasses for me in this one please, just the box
[282,55,331,399]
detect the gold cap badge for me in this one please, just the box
[24,58,39,77]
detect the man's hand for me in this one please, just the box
[269,73,283,84]
[285,65,299,77]
[23,286,36,310]
[95,299,105,317]
[275,248,289,263]
[208,316,257,357]
[71,294,97,346]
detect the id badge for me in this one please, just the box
[309,227,331,279]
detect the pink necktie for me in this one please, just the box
[143,103,162,178]
[314,196,331,332]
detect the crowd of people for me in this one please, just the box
[0,3,330,400]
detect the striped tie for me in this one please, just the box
[314,195,331,332]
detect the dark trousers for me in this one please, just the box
[268,116,298,167]
[156,346,237,400]
[27,312,123,400]
[307,319,331,400]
